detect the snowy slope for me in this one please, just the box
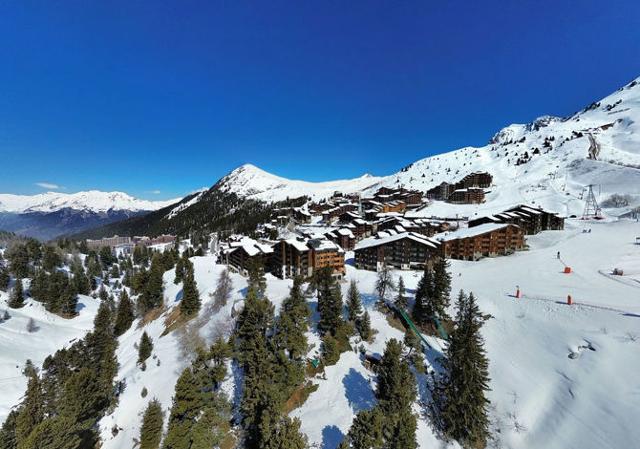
[0,291,100,422]
[0,190,180,214]
[215,163,382,202]
[374,76,640,218]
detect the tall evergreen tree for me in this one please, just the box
[71,260,91,296]
[275,277,310,360]
[138,331,154,368]
[179,265,200,317]
[412,267,434,326]
[8,279,24,309]
[42,246,62,272]
[139,255,165,315]
[435,291,490,448]
[346,280,363,322]
[0,265,10,291]
[431,258,452,321]
[395,276,407,310]
[316,268,343,336]
[356,310,372,341]
[59,282,78,317]
[14,366,44,445]
[114,290,135,336]
[247,257,267,298]
[6,243,30,279]
[139,399,164,449]
[262,416,308,449]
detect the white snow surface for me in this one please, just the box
[0,292,100,422]
[0,190,180,213]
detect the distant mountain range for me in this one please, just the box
[6,76,640,241]
[0,191,179,240]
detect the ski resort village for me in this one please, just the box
[1,75,639,449]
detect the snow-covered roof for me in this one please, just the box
[437,223,515,241]
[355,231,440,251]
[308,239,344,253]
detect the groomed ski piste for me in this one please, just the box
[2,217,638,449]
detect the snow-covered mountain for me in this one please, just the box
[212,77,640,219]
[0,190,178,214]
[215,163,382,202]
[0,191,181,240]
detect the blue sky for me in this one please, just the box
[1,0,639,200]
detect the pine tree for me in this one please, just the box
[395,276,407,310]
[14,366,44,444]
[247,257,267,298]
[173,256,185,285]
[8,279,24,309]
[275,276,310,360]
[0,266,10,291]
[436,291,490,448]
[42,246,62,272]
[356,310,372,341]
[179,265,200,317]
[375,262,396,302]
[139,255,165,314]
[316,268,343,336]
[6,243,30,279]
[0,409,18,449]
[347,408,385,449]
[139,399,164,449]
[59,282,78,317]
[346,280,363,322]
[412,267,434,326]
[262,416,308,449]
[114,290,134,336]
[431,258,452,321]
[138,331,154,368]
[17,416,81,449]
[71,261,91,296]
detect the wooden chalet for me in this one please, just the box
[447,187,486,204]
[354,231,442,271]
[226,238,274,275]
[271,237,345,279]
[439,223,525,261]
[325,228,356,250]
[468,205,564,235]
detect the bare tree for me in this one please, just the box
[375,261,396,302]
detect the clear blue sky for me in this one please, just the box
[1,0,639,200]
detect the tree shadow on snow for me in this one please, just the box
[174,288,183,303]
[321,425,345,449]
[75,302,86,313]
[359,293,379,308]
[342,368,376,413]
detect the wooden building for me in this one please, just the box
[447,187,486,204]
[226,239,274,276]
[469,205,564,235]
[325,228,356,250]
[272,237,345,279]
[354,231,442,271]
[439,223,525,261]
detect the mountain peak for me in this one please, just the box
[0,190,180,214]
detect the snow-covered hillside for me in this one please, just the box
[0,190,179,214]
[371,76,640,218]
[101,221,640,449]
[0,291,100,421]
